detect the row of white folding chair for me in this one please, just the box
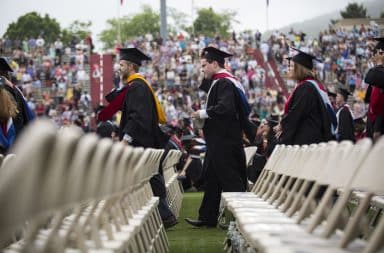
[224,138,384,253]
[232,141,355,248]
[161,150,183,218]
[221,143,302,211]
[0,153,16,172]
[222,142,341,252]
[0,120,168,252]
[247,137,384,253]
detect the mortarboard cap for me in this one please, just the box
[336,87,351,101]
[364,65,384,89]
[286,47,321,70]
[201,46,232,65]
[373,37,384,51]
[0,57,14,72]
[119,48,151,66]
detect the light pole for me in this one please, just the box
[160,0,167,41]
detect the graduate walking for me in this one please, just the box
[97,48,177,228]
[274,48,334,145]
[185,47,255,227]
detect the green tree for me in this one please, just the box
[99,5,159,49]
[193,7,236,38]
[381,10,384,18]
[4,12,61,43]
[167,7,189,35]
[61,20,92,45]
[340,3,367,18]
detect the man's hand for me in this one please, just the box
[122,134,133,145]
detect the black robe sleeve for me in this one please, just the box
[338,107,355,142]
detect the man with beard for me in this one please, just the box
[97,48,177,228]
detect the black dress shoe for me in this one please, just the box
[184,218,216,228]
[163,216,178,229]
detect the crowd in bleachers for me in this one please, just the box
[0,21,382,141]
[0,35,93,131]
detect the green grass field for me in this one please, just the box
[167,192,226,253]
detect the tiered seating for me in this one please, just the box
[162,150,183,219]
[222,138,384,253]
[0,120,170,253]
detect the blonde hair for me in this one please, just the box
[0,88,18,122]
[292,63,316,81]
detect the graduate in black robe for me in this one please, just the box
[185,47,256,227]
[276,48,333,145]
[335,88,355,142]
[97,48,176,228]
[0,57,34,137]
[364,37,384,142]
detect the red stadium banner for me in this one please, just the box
[89,53,114,108]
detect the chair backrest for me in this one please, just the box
[83,138,113,201]
[0,120,57,240]
[321,139,371,188]
[113,145,134,193]
[0,154,16,172]
[244,146,258,167]
[162,149,178,171]
[348,137,384,193]
[66,133,99,204]
[41,126,82,211]
[120,147,144,191]
[97,141,125,198]
[318,137,384,252]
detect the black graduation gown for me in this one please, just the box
[373,113,384,135]
[118,78,172,220]
[337,106,355,142]
[198,78,249,225]
[364,65,384,137]
[279,82,333,145]
[119,79,168,149]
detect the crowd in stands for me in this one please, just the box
[0,21,381,142]
[0,35,92,132]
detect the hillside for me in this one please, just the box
[263,0,384,39]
